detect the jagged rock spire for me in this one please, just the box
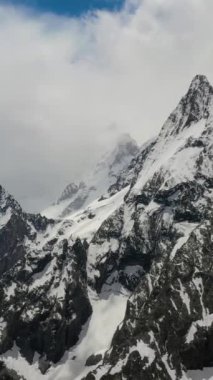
[160,74,213,138]
[188,74,211,90]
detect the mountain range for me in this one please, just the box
[0,75,213,380]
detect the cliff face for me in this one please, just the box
[0,186,92,368]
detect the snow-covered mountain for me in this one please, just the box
[43,133,139,219]
[1,75,213,380]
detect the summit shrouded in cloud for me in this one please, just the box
[1,0,213,211]
[42,133,139,219]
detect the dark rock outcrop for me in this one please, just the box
[0,187,92,365]
[86,354,103,367]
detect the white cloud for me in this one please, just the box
[1,0,213,211]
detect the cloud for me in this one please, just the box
[0,0,213,211]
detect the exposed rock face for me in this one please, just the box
[0,235,92,362]
[57,182,85,204]
[0,186,29,277]
[1,75,213,380]
[85,354,103,367]
[0,187,92,365]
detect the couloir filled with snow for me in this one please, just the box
[1,290,128,380]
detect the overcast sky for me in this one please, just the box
[1,0,213,212]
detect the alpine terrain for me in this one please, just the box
[0,75,213,380]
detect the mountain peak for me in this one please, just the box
[43,133,139,219]
[0,184,22,214]
[57,181,86,204]
[189,74,211,90]
[181,74,213,125]
[187,74,213,99]
[160,74,213,138]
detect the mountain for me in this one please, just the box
[1,75,213,380]
[42,133,139,219]
[0,186,92,377]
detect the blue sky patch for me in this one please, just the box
[1,0,126,16]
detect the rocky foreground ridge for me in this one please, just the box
[1,75,213,379]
